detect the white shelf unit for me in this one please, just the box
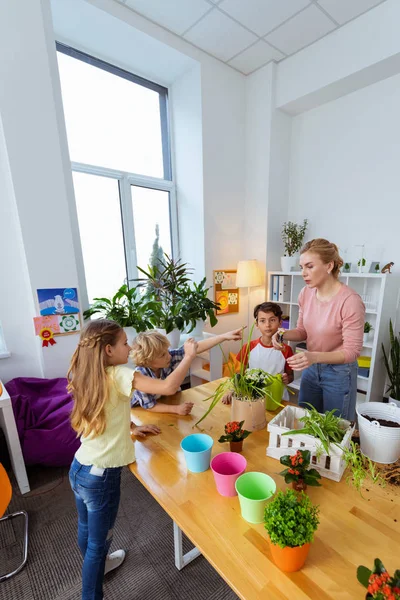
[267,271,399,403]
[179,332,223,387]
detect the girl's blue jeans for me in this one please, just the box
[69,458,122,600]
[298,362,358,421]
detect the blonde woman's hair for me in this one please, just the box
[68,319,123,438]
[301,238,344,279]
[131,330,170,367]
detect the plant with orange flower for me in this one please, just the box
[357,558,400,599]
[279,450,321,487]
[218,420,252,443]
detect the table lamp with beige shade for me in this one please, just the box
[236,259,263,333]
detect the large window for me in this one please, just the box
[56,43,177,303]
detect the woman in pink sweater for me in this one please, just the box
[272,238,365,420]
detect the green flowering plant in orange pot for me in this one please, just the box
[357,558,400,599]
[279,449,321,492]
[218,420,251,453]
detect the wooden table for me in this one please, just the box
[130,379,400,600]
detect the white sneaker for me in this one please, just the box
[104,549,126,575]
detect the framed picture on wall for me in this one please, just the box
[213,270,239,315]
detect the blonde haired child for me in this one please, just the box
[131,327,243,413]
[67,319,197,600]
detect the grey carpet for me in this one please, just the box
[0,466,239,600]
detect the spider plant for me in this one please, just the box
[194,324,288,427]
[341,441,384,494]
[282,403,349,455]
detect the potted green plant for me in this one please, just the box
[135,253,192,346]
[264,489,320,572]
[344,262,351,273]
[382,319,400,407]
[357,558,400,599]
[358,257,372,273]
[364,321,374,344]
[181,277,220,337]
[218,420,252,453]
[281,219,308,272]
[279,449,321,491]
[83,284,158,338]
[374,262,380,274]
[282,403,349,457]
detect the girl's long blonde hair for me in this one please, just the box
[68,319,122,438]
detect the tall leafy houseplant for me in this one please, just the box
[135,254,192,334]
[382,319,400,401]
[82,284,157,332]
[281,219,308,257]
[181,278,220,332]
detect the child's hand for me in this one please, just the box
[176,401,194,416]
[131,424,161,437]
[222,392,233,405]
[224,327,246,341]
[183,338,198,359]
[281,373,289,385]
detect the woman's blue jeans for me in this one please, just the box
[298,362,358,421]
[69,458,122,600]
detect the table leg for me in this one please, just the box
[0,405,30,494]
[173,521,201,570]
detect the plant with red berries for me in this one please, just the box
[357,558,400,599]
[218,420,252,443]
[279,449,321,487]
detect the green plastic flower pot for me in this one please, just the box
[235,471,276,523]
[265,378,284,411]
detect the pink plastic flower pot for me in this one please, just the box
[210,452,247,497]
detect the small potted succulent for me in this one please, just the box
[279,449,321,491]
[264,489,320,572]
[357,558,400,599]
[218,420,252,453]
[364,321,374,345]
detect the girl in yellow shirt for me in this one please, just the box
[67,319,197,600]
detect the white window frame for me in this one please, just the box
[57,43,178,306]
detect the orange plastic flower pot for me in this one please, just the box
[269,540,310,572]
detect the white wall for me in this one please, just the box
[0,117,43,381]
[289,72,400,275]
[171,64,205,280]
[0,0,81,382]
[277,0,400,114]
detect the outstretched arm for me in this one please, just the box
[133,338,198,396]
[196,328,244,354]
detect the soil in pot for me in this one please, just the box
[362,414,400,428]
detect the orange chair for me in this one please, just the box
[0,463,28,582]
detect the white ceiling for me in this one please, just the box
[118,0,387,75]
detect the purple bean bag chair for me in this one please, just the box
[5,377,80,467]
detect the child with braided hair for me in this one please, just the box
[67,319,198,600]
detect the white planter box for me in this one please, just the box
[266,406,354,482]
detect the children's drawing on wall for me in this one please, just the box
[37,288,80,316]
[214,270,239,315]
